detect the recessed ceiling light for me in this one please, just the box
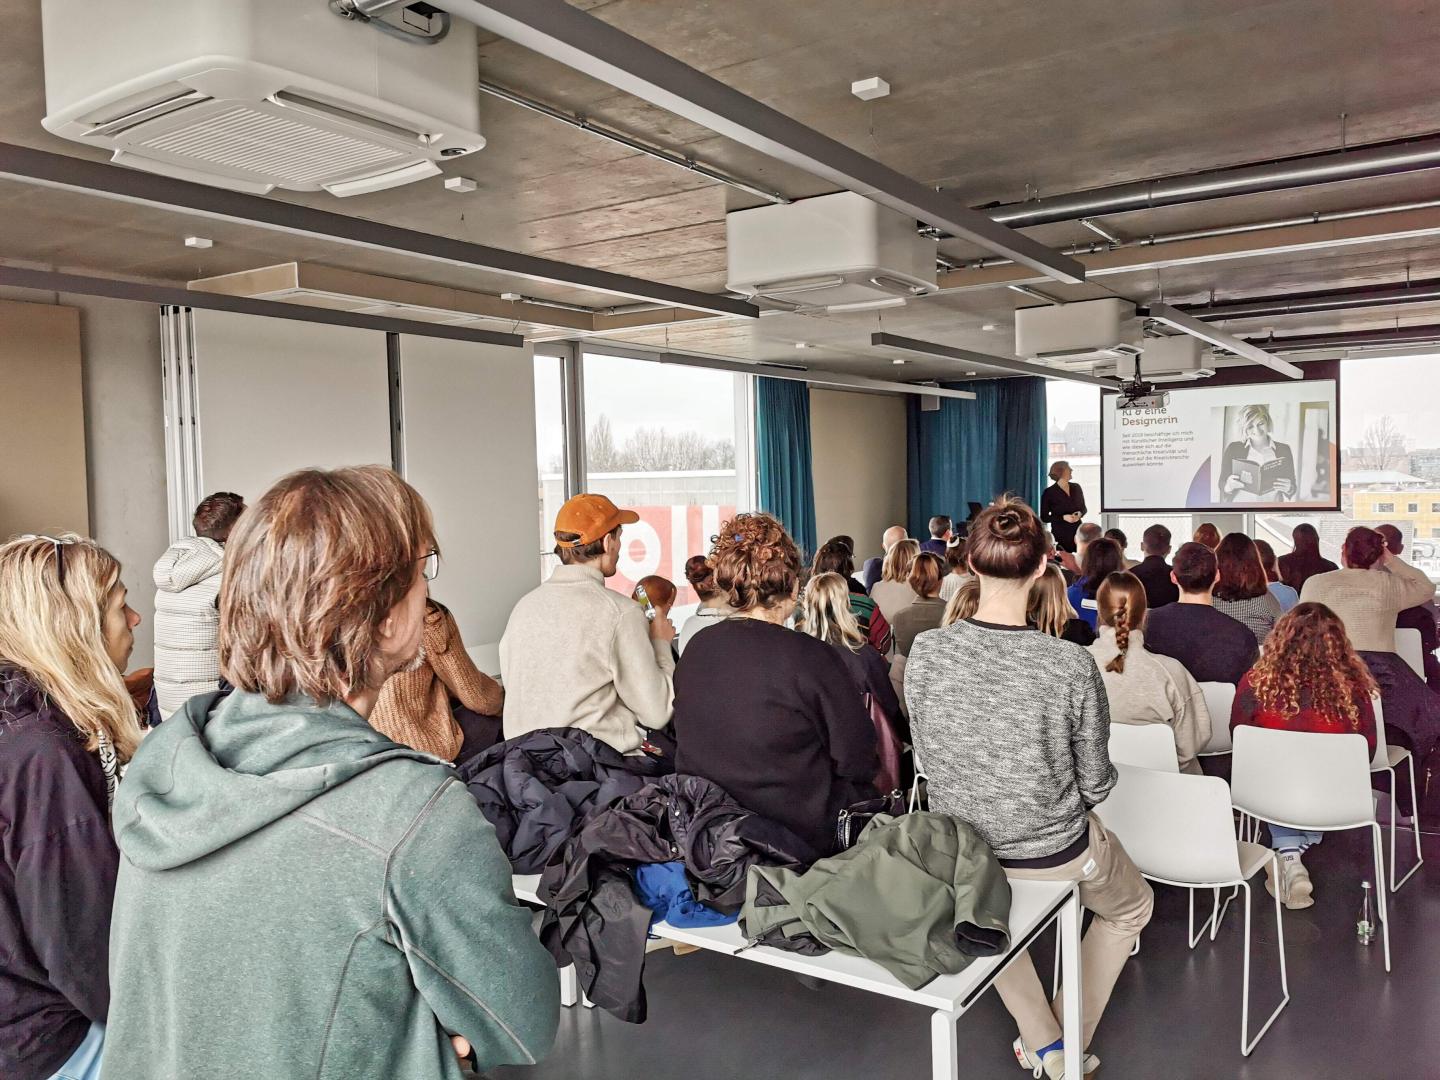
[981,322,998,331]
[965,371,977,376]
[184,236,213,249]
[795,342,812,349]
[892,358,907,365]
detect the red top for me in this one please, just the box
[1229,670,1376,755]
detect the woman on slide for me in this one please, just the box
[1219,404,1296,504]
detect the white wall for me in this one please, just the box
[0,287,169,668]
[810,388,908,560]
[398,335,539,674]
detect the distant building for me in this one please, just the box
[1352,488,1440,540]
[1409,448,1440,482]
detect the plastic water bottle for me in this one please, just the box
[1357,881,1375,945]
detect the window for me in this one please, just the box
[532,352,567,579]
[582,350,753,624]
[1377,503,1396,514]
[1045,382,1102,507]
[1409,503,1420,514]
[1431,503,1440,514]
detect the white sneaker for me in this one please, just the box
[1013,1036,1099,1078]
[1266,850,1314,909]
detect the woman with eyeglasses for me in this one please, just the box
[370,555,504,764]
[0,534,145,1080]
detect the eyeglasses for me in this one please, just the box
[21,534,73,588]
[419,550,440,582]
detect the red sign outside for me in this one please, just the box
[604,503,735,607]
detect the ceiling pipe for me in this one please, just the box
[476,79,791,206]
[1243,323,1440,353]
[1177,278,1440,321]
[975,133,1440,229]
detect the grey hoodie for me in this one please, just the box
[101,690,559,1080]
[151,536,225,718]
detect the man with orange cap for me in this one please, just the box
[499,494,676,753]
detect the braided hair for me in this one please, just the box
[1096,572,1148,674]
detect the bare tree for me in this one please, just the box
[1352,415,1410,472]
[583,414,735,472]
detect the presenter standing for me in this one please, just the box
[1041,460,1087,553]
[1220,404,1296,503]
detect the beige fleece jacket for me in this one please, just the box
[1299,557,1437,654]
[1087,627,1212,774]
[499,563,674,753]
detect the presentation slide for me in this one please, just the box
[1101,378,1338,512]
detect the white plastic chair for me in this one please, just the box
[1368,696,1424,892]
[1395,628,1427,681]
[908,739,927,813]
[1198,681,1236,756]
[1108,722,1180,773]
[1095,764,1289,1054]
[1230,726,1391,972]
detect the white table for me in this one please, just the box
[513,873,1084,1080]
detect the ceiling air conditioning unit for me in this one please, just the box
[726,191,938,312]
[39,0,484,196]
[1098,334,1217,383]
[1015,298,1143,369]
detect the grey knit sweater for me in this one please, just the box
[905,619,1116,861]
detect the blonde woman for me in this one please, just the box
[942,576,982,627]
[0,534,145,1080]
[1086,572,1211,774]
[871,537,921,624]
[801,571,902,743]
[1028,563,1095,645]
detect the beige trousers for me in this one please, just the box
[993,813,1154,1051]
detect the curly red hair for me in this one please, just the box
[1248,602,1377,731]
[709,513,801,612]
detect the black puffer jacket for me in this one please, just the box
[538,774,817,1023]
[460,728,669,873]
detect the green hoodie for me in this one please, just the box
[101,690,558,1080]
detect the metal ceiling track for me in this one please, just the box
[1141,303,1304,378]
[1178,277,1440,321]
[0,264,526,347]
[437,0,1086,285]
[870,332,1123,388]
[0,142,756,318]
[1243,323,1440,353]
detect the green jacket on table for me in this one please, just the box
[100,689,558,1080]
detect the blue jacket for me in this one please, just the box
[1067,581,1101,630]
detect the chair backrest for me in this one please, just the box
[1395,627,1426,680]
[1198,681,1236,754]
[1231,726,1374,829]
[1094,764,1242,884]
[1107,722,1180,773]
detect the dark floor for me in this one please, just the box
[494,827,1440,1080]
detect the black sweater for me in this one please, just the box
[673,619,878,853]
[0,668,119,1080]
[1040,482,1087,552]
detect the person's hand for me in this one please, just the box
[1065,512,1081,523]
[1272,478,1294,496]
[451,1035,471,1062]
[1223,474,1245,494]
[649,615,677,644]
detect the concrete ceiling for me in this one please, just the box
[5,0,1440,381]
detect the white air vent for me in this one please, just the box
[40,0,485,196]
[1098,334,1216,382]
[726,191,938,312]
[1015,298,1143,369]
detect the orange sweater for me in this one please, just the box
[370,606,503,760]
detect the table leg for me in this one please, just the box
[930,1008,959,1080]
[1060,887,1084,1080]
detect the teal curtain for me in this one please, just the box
[907,377,1047,536]
[755,377,817,558]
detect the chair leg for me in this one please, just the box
[558,963,578,1008]
[1391,756,1425,892]
[1051,922,1062,998]
[1370,824,1392,973]
[929,1009,959,1080]
[1211,885,1240,942]
[1240,868,1290,1055]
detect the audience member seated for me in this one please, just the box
[871,537,922,623]
[103,466,558,1080]
[152,490,245,719]
[0,535,145,1080]
[905,499,1151,1080]
[678,555,731,654]
[1067,537,1124,631]
[672,514,877,855]
[1086,572,1211,774]
[862,524,907,593]
[1032,563,1096,645]
[811,538,892,654]
[1212,532,1282,646]
[1193,522,1221,551]
[1075,521,1103,560]
[828,535,869,593]
[1105,527,1138,568]
[1254,538,1299,613]
[371,597,504,763]
[1375,524,1440,692]
[1278,522,1337,592]
[1301,526,1440,790]
[942,575,982,627]
[940,539,970,602]
[800,571,903,747]
[921,515,952,556]
[1040,459,1087,553]
[1231,602,1378,909]
[500,493,675,754]
[1131,524,1179,610]
[1144,542,1258,686]
[892,552,948,657]
[634,573,676,617]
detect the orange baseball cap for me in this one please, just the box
[554,493,639,546]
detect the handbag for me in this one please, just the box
[834,789,905,851]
